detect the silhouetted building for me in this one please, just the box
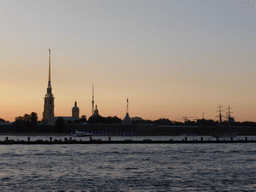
[88,105,103,124]
[42,49,54,124]
[52,116,77,123]
[123,113,131,125]
[122,98,131,125]
[51,102,80,124]
[72,101,79,119]
[228,116,235,123]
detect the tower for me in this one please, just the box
[93,104,99,116]
[92,85,94,115]
[72,101,79,119]
[122,97,131,125]
[42,49,54,123]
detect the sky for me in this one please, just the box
[0,0,255,122]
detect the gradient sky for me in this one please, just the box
[0,0,255,122]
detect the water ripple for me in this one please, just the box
[0,137,256,191]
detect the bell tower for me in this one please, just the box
[72,101,79,119]
[42,49,54,123]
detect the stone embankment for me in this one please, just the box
[0,136,255,144]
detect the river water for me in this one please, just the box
[1,135,256,191]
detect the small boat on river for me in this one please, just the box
[212,132,237,138]
[72,130,94,137]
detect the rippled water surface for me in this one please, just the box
[1,136,256,191]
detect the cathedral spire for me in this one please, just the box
[43,49,54,123]
[122,97,131,125]
[48,49,51,86]
[92,85,94,115]
[127,97,129,113]
[47,49,52,95]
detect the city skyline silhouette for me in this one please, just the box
[1,0,255,122]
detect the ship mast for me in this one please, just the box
[216,104,224,133]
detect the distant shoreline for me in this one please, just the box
[0,134,155,137]
[0,133,139,137]
[1,133,256,137]
[0,133,71,136]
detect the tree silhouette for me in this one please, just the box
[55,117,65,133]
[13,112,38,132]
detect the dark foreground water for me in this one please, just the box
[1,136,256,191]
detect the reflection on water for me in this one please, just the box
[0,136,256,191]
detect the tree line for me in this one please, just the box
[3,112,255,134]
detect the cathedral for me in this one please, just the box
[42,49,130,124]
[42,49,54,124]
[42,50,80,124]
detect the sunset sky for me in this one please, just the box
[1,0,255,122]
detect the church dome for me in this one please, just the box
[88,105,103,124]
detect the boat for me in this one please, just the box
[212,132,237,138]
[72,130,94,137]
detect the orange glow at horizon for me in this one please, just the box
[0,0,255,123]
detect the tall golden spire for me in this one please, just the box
[48,49,51,86]
[43,49,54,123]
[47,49,52,95]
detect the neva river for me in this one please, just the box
[1,135,256,191]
